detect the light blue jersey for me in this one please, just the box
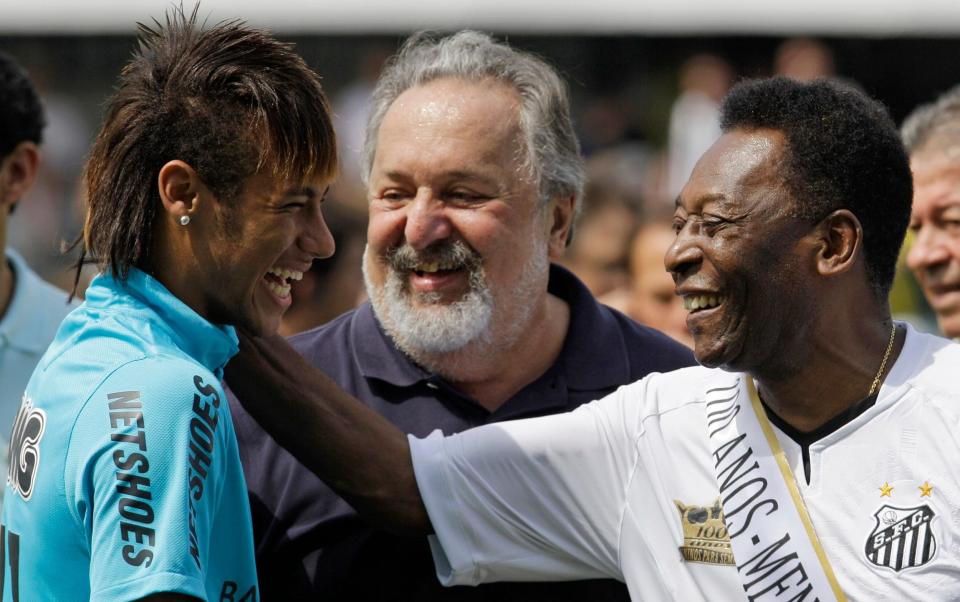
[1,269,258,601]
[0,248,79,514]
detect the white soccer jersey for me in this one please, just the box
[410,324,960,601]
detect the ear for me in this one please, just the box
[546,194,576,260]
[813,209,862,278]
[157,160,206,224]
[0,142,40,209]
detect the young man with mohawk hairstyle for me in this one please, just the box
[1,7,338,601]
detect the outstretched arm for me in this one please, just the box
[224,330,431,536]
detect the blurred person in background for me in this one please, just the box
[665,53,732,199]
[0,9,338,600]
[5,59,92,293]
[329,44,393,214]
[602,212,693,348]
[774,37,835,82]
[228,29,694,602]
[279,203,367,335]
[578,95,634,155]
[902,85,960,340]
[0,50,79,511]
[558,147,650,297]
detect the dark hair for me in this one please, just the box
[720,77,912,299]
[0,51,44,158]
[79,6,337,282]
[0,51,45,216]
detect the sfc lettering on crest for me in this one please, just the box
[7,396,46,501]
[865,504,937,572]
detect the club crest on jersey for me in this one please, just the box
[675,497,735,565]
[7,395,47,501]
[864,504,937,572]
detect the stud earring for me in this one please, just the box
[179,215,190,226]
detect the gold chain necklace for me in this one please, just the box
[868,323,897,397]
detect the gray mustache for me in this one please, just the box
[386,241,482,273]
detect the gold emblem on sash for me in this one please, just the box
[675,498,735,565]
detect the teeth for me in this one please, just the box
[683,294,723,311]
[265,280,292,299]
[413,260,463,274]
[267,267,304,282]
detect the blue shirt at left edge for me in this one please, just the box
[1,268,258,601]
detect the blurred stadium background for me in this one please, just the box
[2,0,953,335]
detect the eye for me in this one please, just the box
[379,188,411,203]
[941,207,960,233]
[701,215,728,236]
[281,198,307,212]
[944,222,960,235]
[280,186,322,211]
[672,217,686,233]
[446,189,489,204]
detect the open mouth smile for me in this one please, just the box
[387,241,481,295]
[408,261,468,295]
[412,260,465,278]
[682,293,724,313]
[263,266,303,299]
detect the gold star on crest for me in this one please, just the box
[919,482,933,497]
[879,482,894,497]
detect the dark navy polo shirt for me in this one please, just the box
[228,264,694,601]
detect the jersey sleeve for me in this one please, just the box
[65,356,230,600]
[410,378,651,586]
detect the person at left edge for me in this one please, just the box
[0,50,80,513]
[0,6,337,602]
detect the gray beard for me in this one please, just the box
[369,259,494,355]
[363,237,548,375]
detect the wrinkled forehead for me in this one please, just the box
[911,145,960,181]
[373,78,528,180]
[910,153,960,217]
[677,128,788,212]
[386,78,521,133]
[912,124,960,160]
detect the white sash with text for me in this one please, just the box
[705,376,846,602]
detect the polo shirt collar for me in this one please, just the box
[549,264,633,391]
[84,268,239,374]
[352,264,632,395]
[0,249,68,353]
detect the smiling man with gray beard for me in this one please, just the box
[227,30,693,602]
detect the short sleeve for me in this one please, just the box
[410,380,649,586]
[65,356,229,600]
